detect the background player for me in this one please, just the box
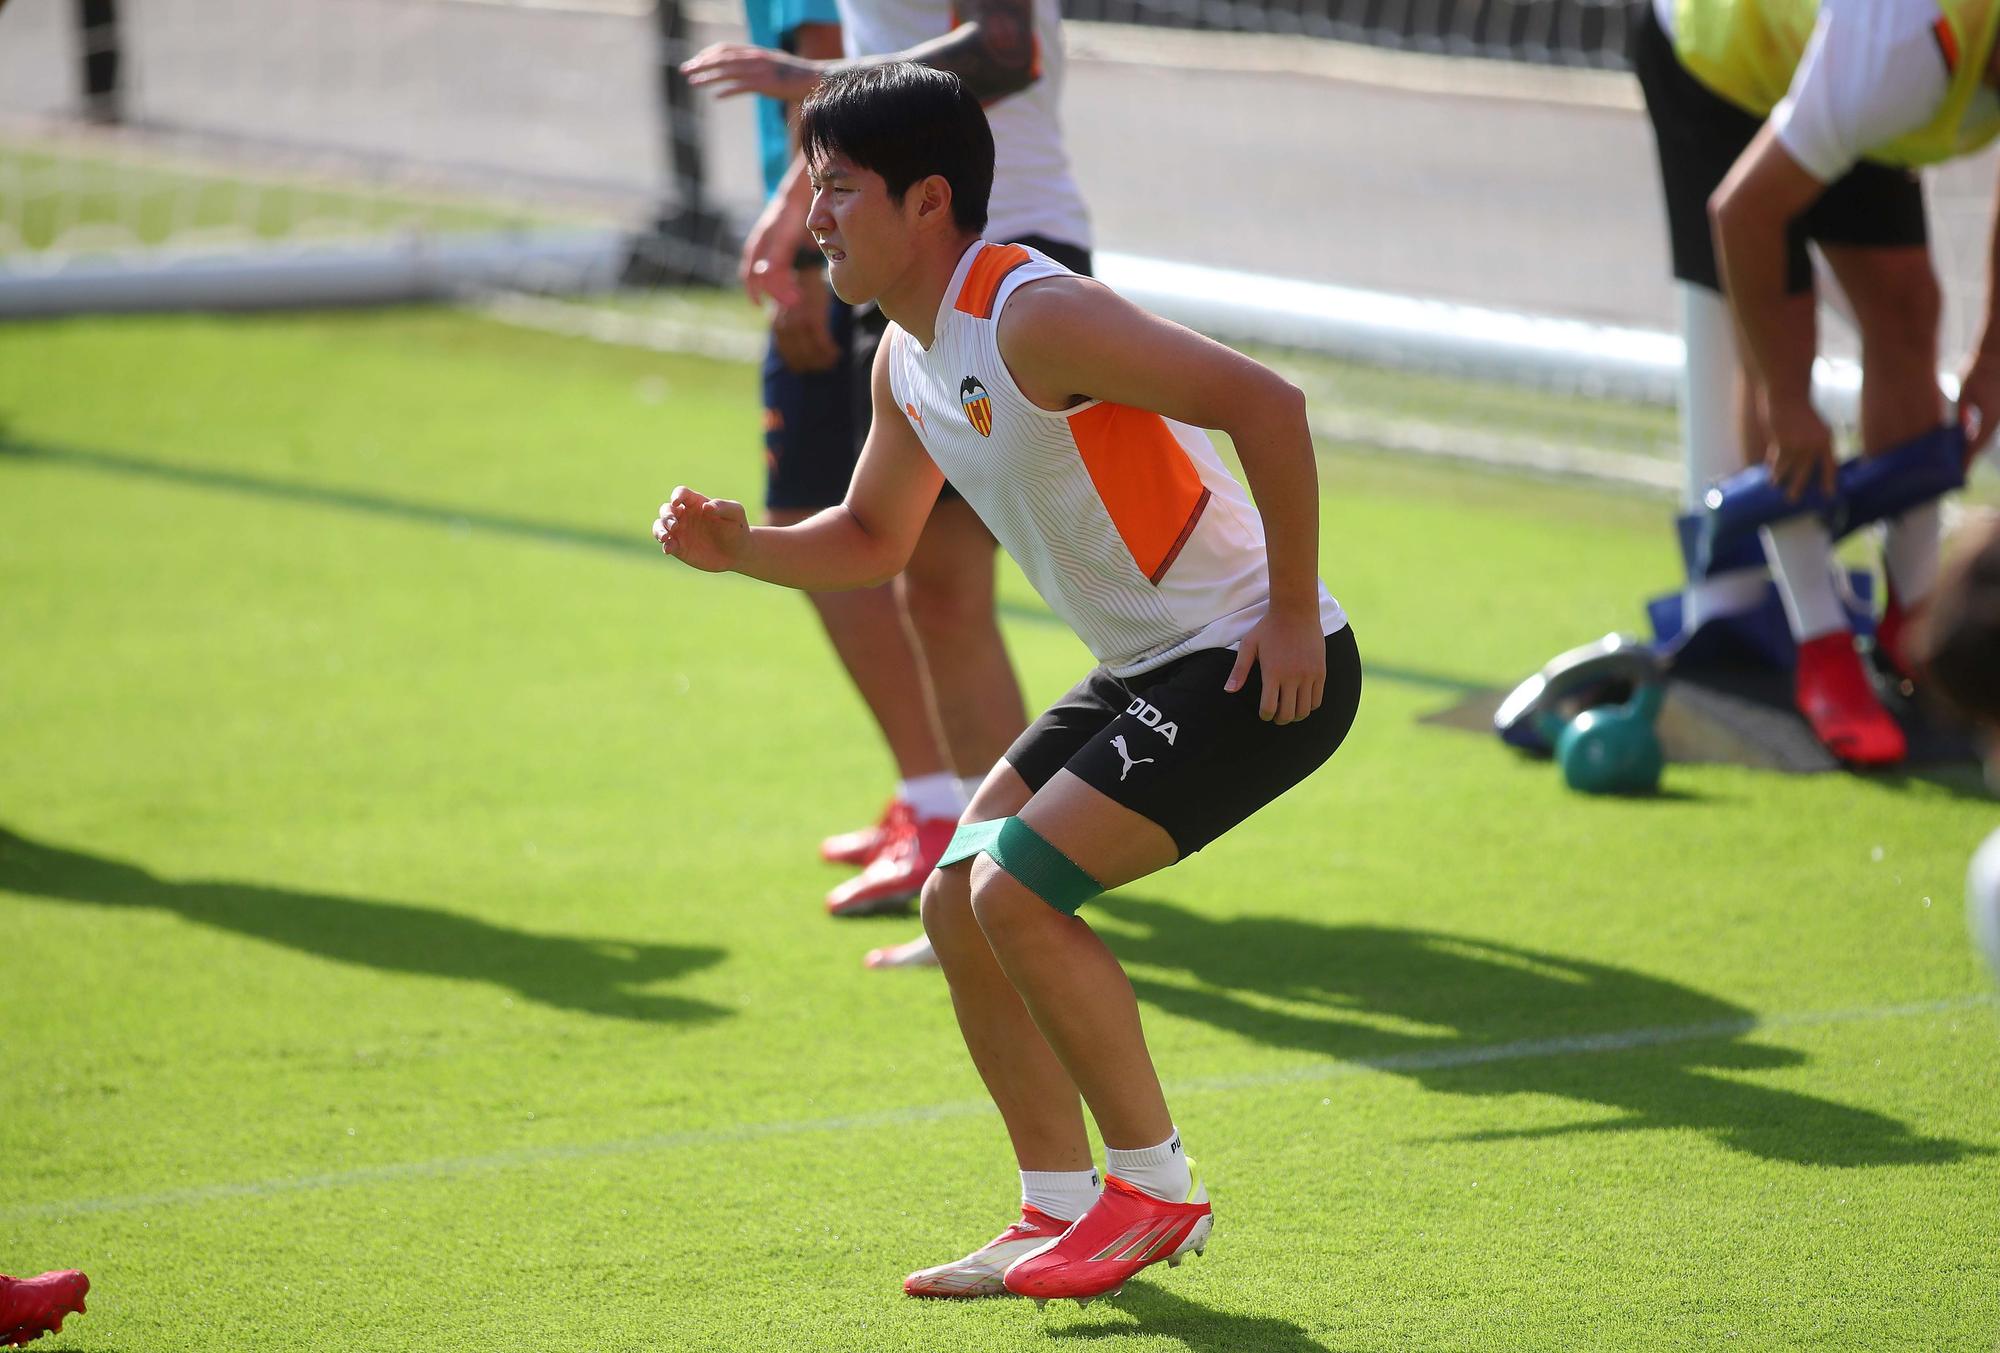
[726,0,982,924]
[653,64,1361,1304]
[684,0,1093,959]
[1633,0,2000,764]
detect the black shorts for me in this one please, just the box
[1004,625,1362,858]
[1631,4,1927,295]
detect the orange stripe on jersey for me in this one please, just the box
[1069,402,1212,584]
[953,243,1032,319]
[1935,16,1961,72]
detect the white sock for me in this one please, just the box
[1684,571,1769,633]
[1760,516,1848,642]
[1106,1128,1190,1203]
[1882,500,1942,609]
[1020,1167,1099,1222]
[896,772,964,821]
[1677,284,1745,508]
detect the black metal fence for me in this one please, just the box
[1060,0,1645,69]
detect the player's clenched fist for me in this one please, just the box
[653,488,749,573]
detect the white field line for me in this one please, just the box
[6,992,1989,1224]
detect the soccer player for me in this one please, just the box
[653,64,1361,1304]
[1633,0,2000,764]
[683,0,1093,954]
[1911,519,2000,981]
[723,0,982,926]
[0,1270,87,1346]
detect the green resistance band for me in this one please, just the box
[937,817,1104,916]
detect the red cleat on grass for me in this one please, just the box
[0,1270,89,1348]
[820,800,907,866]
[1795,631,1907,767]
[1004,1167,1211,1308]
[826,813,956,917]
[904,1205,1072,1298]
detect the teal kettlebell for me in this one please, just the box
[1555,683,1664,795]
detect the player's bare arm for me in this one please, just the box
[654,338,944,588]
[998,277,1327,724]
[1709,124,1836,497]
[765,22,847,362]
[683,0,1035,105]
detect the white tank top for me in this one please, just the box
[837,0,1091,250]
[886,241,1346,677]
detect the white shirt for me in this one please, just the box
[838,0,1092,249]
[886,241,1345,677]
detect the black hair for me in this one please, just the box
[798,63,993,234]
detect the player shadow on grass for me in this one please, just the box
[0,825,729,1024]
[1094,896,1981,1169]
[1044,1282,1338,1353]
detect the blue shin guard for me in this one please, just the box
[1695,423,1966,579]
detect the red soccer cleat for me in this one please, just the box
[826,813,956,917]
[1003,1167,1211,1307]
[0,1270,89,1348]
[1873,591,1927,688]
[1795,631,1907,767]
[820,799,907,866]
[903,1205,1073,1298]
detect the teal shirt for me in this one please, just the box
[744,0,842,197]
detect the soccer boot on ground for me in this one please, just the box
[1872,590,1927,689]
[0,1270,88,1348]
[1795,632,1906,767]
[1004,1166,1211,1307]
[903,1205,1073,1298]
[864,933,940,969]
[820,799,907,866]
[826,813,956,917]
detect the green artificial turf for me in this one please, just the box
[0,143,558,253]
[2,309,1995,1351]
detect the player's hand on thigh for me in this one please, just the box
[653,487,749,572]
[1226,611,1326,725]
[772,273,841,374]
[1957,352,2000,458]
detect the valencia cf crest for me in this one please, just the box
[959,377,993,438]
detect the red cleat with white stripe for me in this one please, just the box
[826,813,956,917]
[0,1270,89,1348]
[820,800,906,866]
[903,1205,1072,1298]
[1003,1167,1211,1307]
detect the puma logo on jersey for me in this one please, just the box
[1109,735,1154,781]
[960,377,993,437]
[1125,698,1180,745]
[904,402,925,430]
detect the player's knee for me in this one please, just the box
[920,865,973,937]
[967,865,1037,942]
